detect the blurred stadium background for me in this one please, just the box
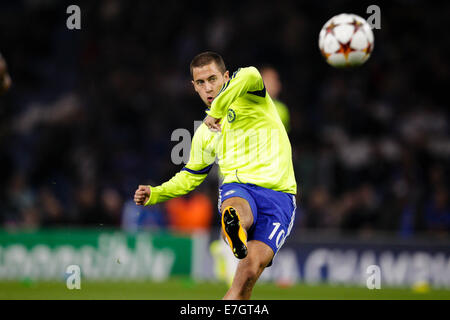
[0,0,449,299]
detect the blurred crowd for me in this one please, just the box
[0,0,448,237]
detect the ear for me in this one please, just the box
[191,80,198,92]
[224,70,230,81]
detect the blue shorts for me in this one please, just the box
[218,183,297,265]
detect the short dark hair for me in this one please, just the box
[190,51,226,77]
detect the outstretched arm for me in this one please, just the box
[141,163,213,205]
[134,124,216,206]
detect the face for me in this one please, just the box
[192,62,229,107]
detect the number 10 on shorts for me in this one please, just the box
[268,222,285,249]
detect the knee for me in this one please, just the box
[241,260,265,283]
[221,203,244,216]
[241,267,259,284]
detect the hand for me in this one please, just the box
[134,185,151,206]
[204,115,221,132]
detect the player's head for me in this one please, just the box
[260,66,281,100]
[190,51,229,107]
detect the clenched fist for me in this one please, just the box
[134,185,151,206]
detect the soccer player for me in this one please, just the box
[134,52,297,300]
[210,65,293,288]
[0,53,11,95]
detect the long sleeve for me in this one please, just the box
[145,124,216,206]
[144,167,212,205]
[206,67,265,119]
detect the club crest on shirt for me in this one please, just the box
[227,108,236,123]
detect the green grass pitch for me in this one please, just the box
[0,278,449,300]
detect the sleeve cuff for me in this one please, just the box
[144,186,156,206]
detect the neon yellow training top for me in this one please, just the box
[145,66,297,205]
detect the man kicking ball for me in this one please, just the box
[134,52,297,300]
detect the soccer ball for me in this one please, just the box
[319,13,374,67]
